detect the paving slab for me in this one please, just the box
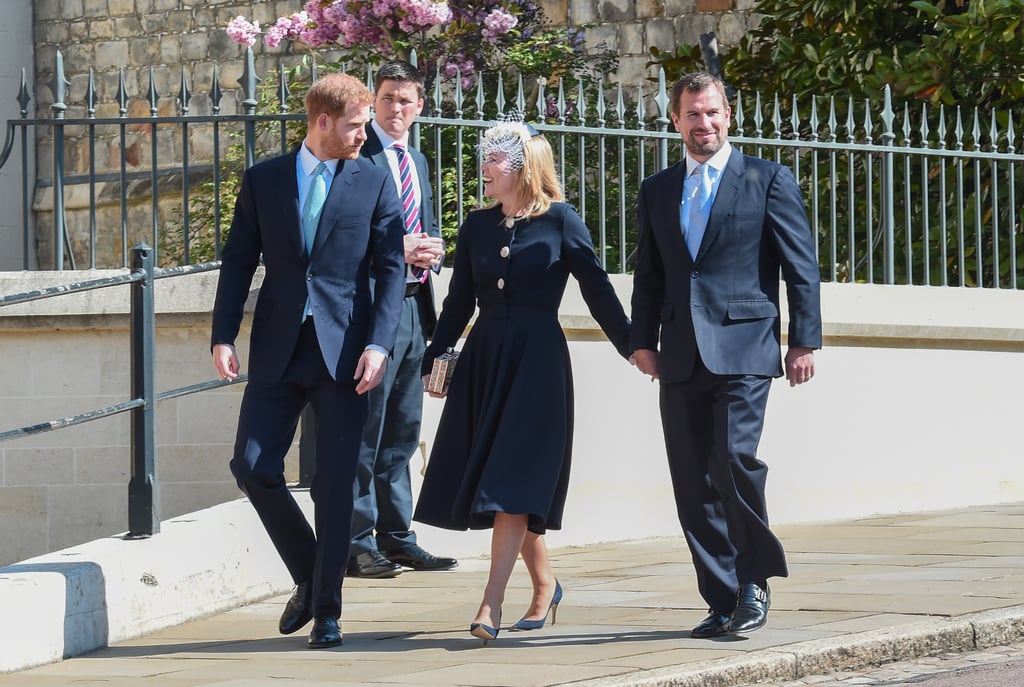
[1,503,1023,686]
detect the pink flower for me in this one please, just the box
[482,7,517,41]
[226,16,261,47]
[265,12,309,48]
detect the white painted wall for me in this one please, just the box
[411,278,1024,559]
[2,271,1022,564]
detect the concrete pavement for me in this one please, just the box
[1,502,1023,687]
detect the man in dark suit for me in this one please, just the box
[211,73,406,648]
[347,60,457,579]
[630,72,822,639]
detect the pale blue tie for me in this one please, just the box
[301,162,327,321]
[302,161,328,257]
[684,163,713,259]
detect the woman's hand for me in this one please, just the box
[422,373,447,398]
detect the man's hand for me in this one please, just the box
[405,232,445,271]
[785,346,815,387]
[212,343,239,380]
[632,348,660,382]
[354,349,387,395]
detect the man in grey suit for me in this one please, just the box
[630,72,822,639]
[212,73,406,648]
[347,60,457,579]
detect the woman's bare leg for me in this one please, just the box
[518,531,559,621]
[473,512,529,628]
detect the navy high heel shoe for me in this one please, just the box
[469,609,501,644]
[511,579,563,631]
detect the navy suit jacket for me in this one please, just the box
[360,125,440,338]
[211,149,407,384]
[630,150,822,383]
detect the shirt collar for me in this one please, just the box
[370,119,409,150]
[299,141,338,177]
[686,141,732,176]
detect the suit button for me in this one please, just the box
[497,278,505,289]
[500,246,510,258]
[306,274,312,281]
[691,270,699,278]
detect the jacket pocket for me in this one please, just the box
[727,299,777,321]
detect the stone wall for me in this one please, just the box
[0,2,35,270]
[19,0,759,270]
[555,0,760,87]
[30,0,755,111]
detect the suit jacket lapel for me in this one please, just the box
[312,159,357,256]
[411,149,438,238]
[695,152,746,263]
[656,163,693,267]
[362,126,390,169]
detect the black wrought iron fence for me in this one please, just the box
[2,48,1023,284]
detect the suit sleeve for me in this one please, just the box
[561,206,631,359]
[210,166,262,350]
[367,173,408,353]
[766,166,822,350]
[421,217,476,376]
[629,178,666,353]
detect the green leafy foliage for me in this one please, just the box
[645,0,1024,287]
[721,0,1024,113]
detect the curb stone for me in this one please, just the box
[560,607,1024,687]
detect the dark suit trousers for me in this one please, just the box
[351,293,426,555]
[660,357,788,612]
[230,318,367,619]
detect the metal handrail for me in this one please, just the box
[0,248,245,538]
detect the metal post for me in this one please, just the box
[880,86,896,284]
[239,47,260,169]
[128,243,159,537]
[654,68,670,170]
[51,51,69,270]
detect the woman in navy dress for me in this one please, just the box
[415,117,631,642]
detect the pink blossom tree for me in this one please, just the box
[227,1,616,89]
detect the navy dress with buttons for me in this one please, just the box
[414,202,630,535]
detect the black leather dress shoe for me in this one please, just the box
[308,617,342,648]
[690,610,733,638]
[278,582,313,635]
[383,544,458,571]
[728,583,770,633]
[346,550,402,578]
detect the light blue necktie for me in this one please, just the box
[302,161,328,257]
[684,163,714,259]
[301,162,327,322]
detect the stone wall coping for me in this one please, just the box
[4,271,1024,347]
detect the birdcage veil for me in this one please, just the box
[477,110,540,174]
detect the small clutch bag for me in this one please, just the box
[426,347,460,394]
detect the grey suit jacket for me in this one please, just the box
[630,150,822,383]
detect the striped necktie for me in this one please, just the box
[394,144,422,235]
[394,144,427,281]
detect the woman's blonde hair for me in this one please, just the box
[488,134,564,217]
